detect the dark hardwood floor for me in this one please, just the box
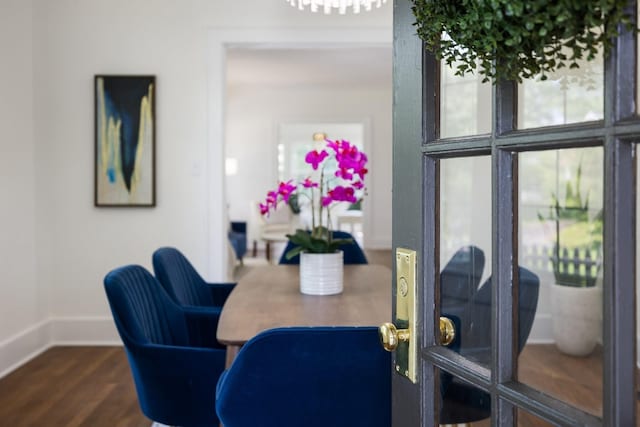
[0,344,632,426]
[0,346,148,427]
[0,251,634,426]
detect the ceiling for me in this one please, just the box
[225,46,392,88]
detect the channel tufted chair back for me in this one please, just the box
[104,265,226,427]
[216,326,390,427]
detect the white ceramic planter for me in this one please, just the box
[299,251,344,295]
[550,283,602,357]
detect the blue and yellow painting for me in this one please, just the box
[95,75,155,206]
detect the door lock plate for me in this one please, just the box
[395,248,417,383]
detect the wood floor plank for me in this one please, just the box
[0,347,148,427]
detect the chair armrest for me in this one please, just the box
[204,282,235,306]
[128,343,226,425]
[181,305,225,349]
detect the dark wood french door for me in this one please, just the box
[391,0,638,425]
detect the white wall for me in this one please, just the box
[226,84,392,249]
[0,0,47,376]
[0,0,392,375]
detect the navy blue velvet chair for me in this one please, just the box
[439,266,540,424]
[104,265,226,427]
[152,247,235,308]
[152,247,235,348]
[228,221,247,261]
[216,327,390,427]
[440,245,485,321]
[278,230,368,265]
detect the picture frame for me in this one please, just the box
[94,75,156,207]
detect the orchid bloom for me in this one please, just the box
[277,180,297,202]
[260,138,368,252]
[259,202,270,215]
[323,185,357,206]
[266,190,278,208]
[302,177,318,188]
[305,150,329,170]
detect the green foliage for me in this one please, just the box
[538,161,603,287]
[538,161,592,225]
[285,227,353,259]
[411,0,636,82]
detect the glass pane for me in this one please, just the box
[437,367,491,426]
[440,156,492,367]
[518,50,603,129]
[440,61,492,138]
[518,147,604,417]
[517,408,556,426]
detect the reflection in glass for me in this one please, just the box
[518,49,603,129]
[440,157,492,367]
[440,61,492,138]
[517,408,556,427]
[518,147,603,417]
[437,367,491,426]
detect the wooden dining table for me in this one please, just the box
[217,264,392,366]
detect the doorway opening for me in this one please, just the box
[223,44,392,276]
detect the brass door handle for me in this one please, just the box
[439,316,455,346]
[379,317,455,352]
[379,322,410,352]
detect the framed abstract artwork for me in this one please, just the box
[95,75,156,207]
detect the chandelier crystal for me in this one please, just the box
[287,0,387,14]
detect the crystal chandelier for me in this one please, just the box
[286,0,387,14]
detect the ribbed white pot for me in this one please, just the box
[299,251,344,295]
[550,283,602,357]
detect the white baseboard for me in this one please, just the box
[527,313,554,344]
[0,316,122,379]
[50,316,121,346]
[0,320,52,379]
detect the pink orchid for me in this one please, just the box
[325,138,343,153]
[325,185,357,204]
[302,177,319,188]
[305,150,329,170]
[335,168,353,180]
[356,167,368,180]
[277,180,297,202]
[266,190,278,206]
[260,138,367,256]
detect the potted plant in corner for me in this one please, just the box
[539,161,603,357]
[260,137,368,295]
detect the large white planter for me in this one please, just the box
[550,283,602,357]
[299,251,344,295]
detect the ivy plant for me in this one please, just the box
[411,0,636,82]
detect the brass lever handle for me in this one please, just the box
[439,316,455,346]
[379,322,410,352]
